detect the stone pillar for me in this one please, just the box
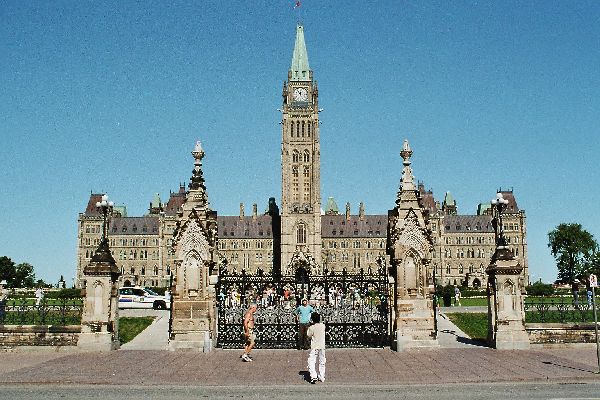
[168,141,218,352]
[77,240,120,351]
[387,140,438,351]
[487,250,530,349]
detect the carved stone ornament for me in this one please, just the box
[283,251,320,277]
[394,212,431,260]
[177,219,210,262]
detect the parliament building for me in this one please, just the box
[76,25,528,289]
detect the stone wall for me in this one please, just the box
[526,323,597,346]
[0,325,80,346]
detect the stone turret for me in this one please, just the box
[387,139,438,351]
[170,140,218,351]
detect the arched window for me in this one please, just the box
[291,121,294,136]
[301,121,305,137]
[292,166,299,177]
[296,121,300,136]
[297,223,306,244]
[292,151,299,163]
[141,266,146,275]
[303,150,310,162]
[303,166,309,178]
[307,122,311,137]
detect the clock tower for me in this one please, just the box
[280,24,322,271]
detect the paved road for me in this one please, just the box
[1,382,600,400]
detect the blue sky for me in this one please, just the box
[1,1,599,285]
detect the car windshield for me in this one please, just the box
[144,288,159,296]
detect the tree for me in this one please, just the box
[548,223,597,283]
[0,257,36,288]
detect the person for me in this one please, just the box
[35,286,44,306]
[296,298,314,350]
[240,303,257,362]
[454,286,461,307]
[586,277,593,307]
[572,279,580,306]
[306,311,326,384]
[0,280,7,322]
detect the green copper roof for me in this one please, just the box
[444,191,455,205]
[151,193,161,208]
[325,197,339,214]
[290,24,310,81]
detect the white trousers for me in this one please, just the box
[307,349,326,381]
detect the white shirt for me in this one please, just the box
[307,322,326,350]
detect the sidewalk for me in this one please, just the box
[1,310,598,386]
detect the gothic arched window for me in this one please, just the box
[303,150,310,162]
[292,150,299,163]
[297,223,306,244]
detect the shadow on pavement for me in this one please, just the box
[440,329,489,348]
[298,370,310,383]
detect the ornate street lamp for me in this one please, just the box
[490,192,512,261]
[89,194,116,265]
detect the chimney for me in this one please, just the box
[239,203,245,219]
[345,202,351,221]
[252,203,258,219]
[359,202,365,220]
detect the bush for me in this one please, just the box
[45,288,84,299]
[437,284,454,306]
[526,281,554,297]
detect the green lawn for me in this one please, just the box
[446,312,488,343]
[119,316,155,344]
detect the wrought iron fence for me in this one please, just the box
[0,299,83,326]
[215,265,390,348]
[524,296,596,323]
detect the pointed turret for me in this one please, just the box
[290,24,311,81]
[186,140,209,210]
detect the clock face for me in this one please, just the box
[293,87,308,102]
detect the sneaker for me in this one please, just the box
[310,378,317,384]
[240,354,253,360]
[318,377,325,382]
[242,354,253,362]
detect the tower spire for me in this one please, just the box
[187,140,208,208]
[290,24,310,81]
[396,139,416,206]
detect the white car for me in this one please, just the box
[118,287,170,310]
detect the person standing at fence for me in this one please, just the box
[241,303,257,362]
[0,280,7,322]
[35,286,44,306]
[296,298,314,350]
[306,311,326,384]
[571,279,580,306]
[586,276,593,307]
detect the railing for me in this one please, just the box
[0,299,83,326]
[524,296,597,324]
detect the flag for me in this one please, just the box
[294,1,301,9]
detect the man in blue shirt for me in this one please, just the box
[296,298,314,350]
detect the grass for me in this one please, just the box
[446,312,488,343]
[119,316,155,344]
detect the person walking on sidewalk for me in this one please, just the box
[241,303,257,362]
[306,311,326,384]
[296,298,314,350]
[454,286,461,307]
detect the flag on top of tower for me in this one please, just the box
[294,1,301,9]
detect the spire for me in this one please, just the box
[396,139,416,205]
[290,24,311,81]
[187,140,208,207]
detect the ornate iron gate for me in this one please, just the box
[215,263,390,349]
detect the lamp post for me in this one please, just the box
[89,193,116,265]
[96,194,114,245]
[490,192,512,261]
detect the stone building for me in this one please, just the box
[76,24,528,289]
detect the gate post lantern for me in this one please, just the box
[169,141,219,351]
[78,194,121,351]
[387,140,438,351]
[486,192,530,349]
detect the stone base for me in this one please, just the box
[169,331,212,352]
[77,332,119,351]
[494,325,530,350]
[394,330,439,351]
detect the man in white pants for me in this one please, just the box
[306,312,326,384]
